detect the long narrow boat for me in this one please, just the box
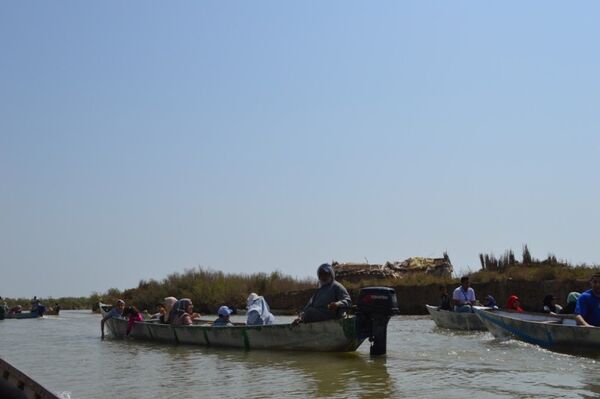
[425,305,488,331]
[100,287,400,355]
[4,312,42,320]
[0,358,59,399]
[474,308,600,355]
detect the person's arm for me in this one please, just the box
[575,314,591,326]
[101,315,109,340]
[328,284,351,310]
[469,289,476,306]
[182,314,192,326]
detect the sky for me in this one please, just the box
[1,2,599,298]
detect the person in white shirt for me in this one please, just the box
[452,276,476,313]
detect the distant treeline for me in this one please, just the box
[5,246,599,312]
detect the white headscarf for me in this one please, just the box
[246,293,274,325]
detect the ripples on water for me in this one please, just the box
[1,312,599,398]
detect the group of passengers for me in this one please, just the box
[439,273,600,327]
[100,263,352,339]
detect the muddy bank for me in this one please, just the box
[266,279,591,315]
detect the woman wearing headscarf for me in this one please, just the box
[560,292,581,314]
[293,263,352,324]
[170,298,194,326]
[162,296,178,324]
[505,295,524,312]
[542,294,563,314]
[246,293,275,325]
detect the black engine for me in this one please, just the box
[356,287,399,355]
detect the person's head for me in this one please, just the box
[156,304,166,314]
[115,299,125,312]
[123,305,139,317]
[247,293,260,308]
[567,292,581,304]
[543,294,556,307]
[317,263,335,285]
[506,295,520,310]
[163,297,177,312]
[218,305,233,319]
[485,295,497,307]
[590,273,600,296]
[460,276,469,289]
[177,298,193,315]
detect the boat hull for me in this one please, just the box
[4,312,42,320]
[105,317,364,352]
[425,305,487,331]
[474,308,600,355]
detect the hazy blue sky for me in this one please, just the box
[2,2,599,298]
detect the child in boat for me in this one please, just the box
[213,306,234,327]
[505,295,524,312]
[542,294,563,314]
[123,305,144,336]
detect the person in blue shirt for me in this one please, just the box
[575,273,600,327]
[213,306,234,327]
[101,299,126,340]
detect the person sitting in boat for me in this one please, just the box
[8,305,23,315]
[123,305,144,336]
[101,299,126,340]
[575,273,600,327]
[293,263,352,324]
[53,303,61,316]
[163,296,178,324]
[151,303,166,320]
[170,298,195,326]
[484,294,499,310]
[560,292,581,314]
[213,305,234,327]
[452,276,476,313]
[246,293,275,325]
[542,294,563,314]
[505,295,524,312]
[438,286,452,311]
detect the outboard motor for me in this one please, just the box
[356,287,399,356]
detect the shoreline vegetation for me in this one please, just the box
[5,246,599,314]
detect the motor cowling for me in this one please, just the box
[356,287,399,356]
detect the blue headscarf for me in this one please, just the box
[246,293,274,325]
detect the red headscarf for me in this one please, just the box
[506,295,524,312]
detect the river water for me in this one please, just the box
[0,311,598,398]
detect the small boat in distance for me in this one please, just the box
[100,287,400,355]
[473,308,600,356]
[425,304,488,331]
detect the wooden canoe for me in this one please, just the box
[100,301,365,352]
[4,312,42,320]
[0,358,59,399]
[474,308,600,355]
[425,305,487,331]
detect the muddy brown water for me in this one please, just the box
[0,311,598,398]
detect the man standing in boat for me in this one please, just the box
[574,273,600,327]
[293,263,352,324]
[452,276,476,313]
